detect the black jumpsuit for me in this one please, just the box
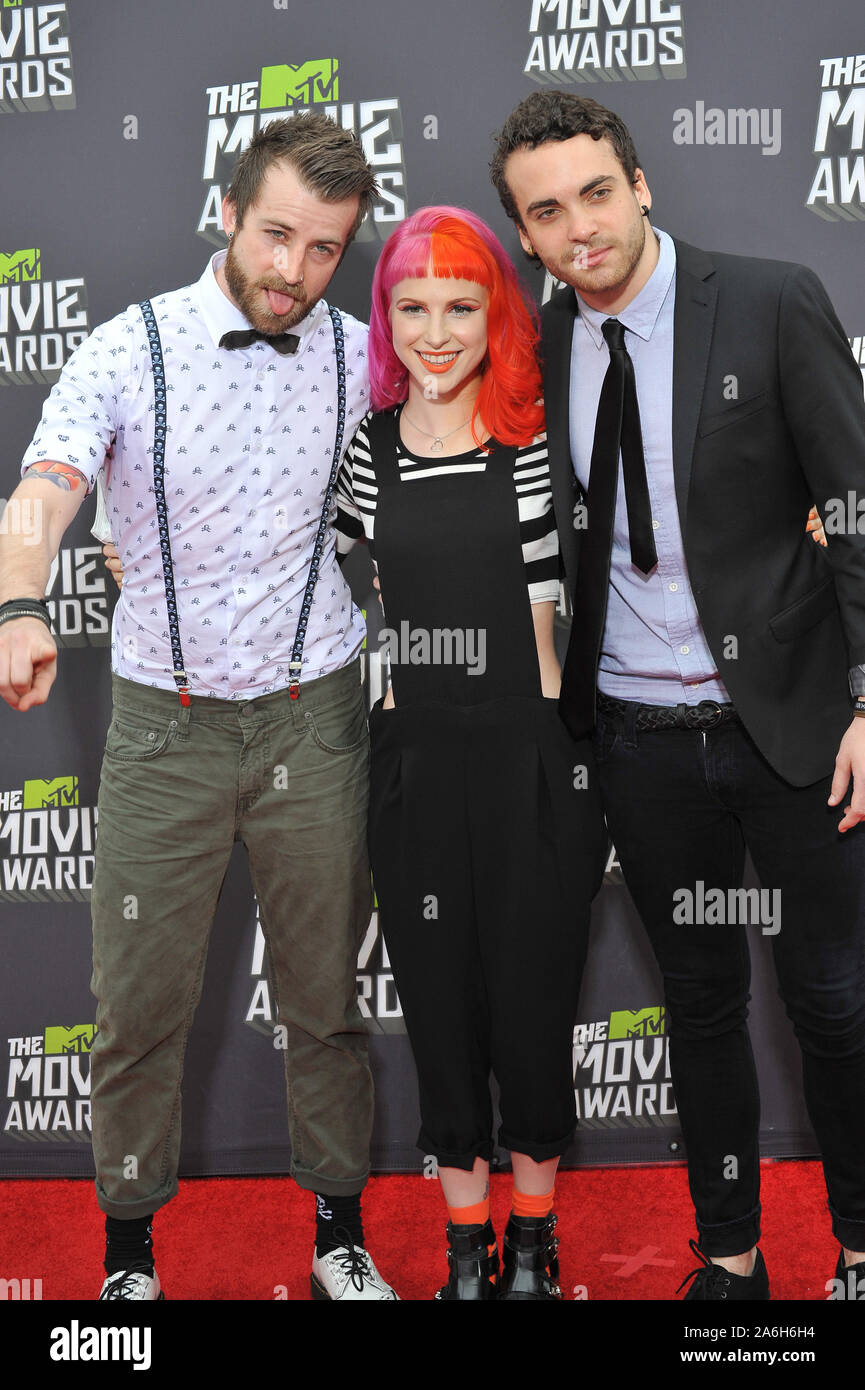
[366,408,607,1170]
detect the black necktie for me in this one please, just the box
[219,328,299,356]
[559,318,657,738]
[600,318,656,573]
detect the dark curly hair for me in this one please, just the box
[490,91,642,229]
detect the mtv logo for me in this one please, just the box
[608,1006,666,1040]
[259,60,339,110]
[22,776,79,809]
[44,1024,98,1055]
[0,249,41,284]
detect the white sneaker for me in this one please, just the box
[99,1268,164,1300]
[311,1243,398,1300]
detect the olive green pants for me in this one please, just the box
[89,661,373,1218]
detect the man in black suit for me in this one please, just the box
[491,90,865,1300]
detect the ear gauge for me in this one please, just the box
[641,205,649,216]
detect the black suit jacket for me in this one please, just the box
[541,238,865,786]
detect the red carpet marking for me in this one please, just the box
[601,1246,677,1276]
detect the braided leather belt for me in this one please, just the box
[597,690,738,731]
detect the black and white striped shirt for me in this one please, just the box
[335,410,561,604]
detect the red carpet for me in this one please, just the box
[0,1158,842,1301]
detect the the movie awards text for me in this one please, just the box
[807,54,865,219]
[46,545,111,647]
[572,1006,677,1124]
[525,0,685,83]
[0,247,89,384]
[0,777,97,901]
[0,2,74,114]
[198,58,407,243]
[4,1024,95,1142]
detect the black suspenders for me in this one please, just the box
[139,300,347,705]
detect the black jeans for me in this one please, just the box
[594,704,865,1257]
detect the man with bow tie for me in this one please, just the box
[0,114,398,1302]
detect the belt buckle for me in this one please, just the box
[697,700,724,729]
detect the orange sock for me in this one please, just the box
[447,1197,490,1228]
[512,1187,554,1218]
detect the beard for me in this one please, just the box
[223,237,315,334]
[556,212,647,299]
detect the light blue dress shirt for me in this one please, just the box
[568,228,730,706]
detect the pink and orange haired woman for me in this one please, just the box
[335,207,608,1299]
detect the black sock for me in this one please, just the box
[104,1214,155,1276]
[314,1192,364,1257]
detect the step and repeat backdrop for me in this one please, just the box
[2,0,864,1179]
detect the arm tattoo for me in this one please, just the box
[22,461,86,492]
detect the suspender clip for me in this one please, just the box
[173,671,191,707]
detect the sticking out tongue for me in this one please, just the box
[266,288,295,315]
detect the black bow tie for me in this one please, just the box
[219,328,300,356]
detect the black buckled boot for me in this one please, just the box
[434,1220,499,1300]
[498,1212,562,1300]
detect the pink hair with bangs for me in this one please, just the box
[368,206,544,448]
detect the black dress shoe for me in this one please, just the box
[829,1248,865,1300]
[677,1239,770,1300]
[498,1213,562,1300]
[434,1220,499,1300]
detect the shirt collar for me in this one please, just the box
[575,228,676,349]
[195,250,327,352]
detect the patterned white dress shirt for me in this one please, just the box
[21,252,369,697]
